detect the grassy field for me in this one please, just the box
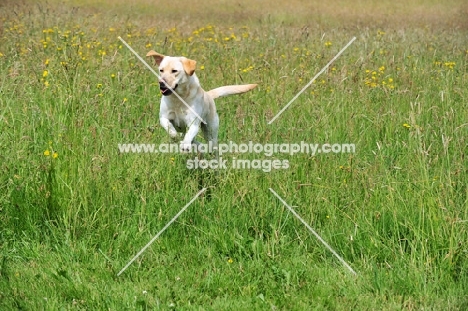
[1,0,467,309]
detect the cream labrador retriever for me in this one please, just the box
[146,50,257,152]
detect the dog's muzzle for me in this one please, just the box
[159,82,178,96]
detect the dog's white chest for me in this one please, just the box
[168,109,188,128]
[160,100,191,130]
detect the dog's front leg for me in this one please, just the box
[160,117,178,139]
[180,121,200,152]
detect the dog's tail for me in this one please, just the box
[207,84,257,99]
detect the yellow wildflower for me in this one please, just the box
[444,62,455,69]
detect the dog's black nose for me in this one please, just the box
[159,81,167,89]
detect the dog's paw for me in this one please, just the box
[169,130,178,139]
[179,141,193,153]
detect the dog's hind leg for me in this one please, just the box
[201,115,219,150]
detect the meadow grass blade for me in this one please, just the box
[269,188,357,276]
[117,188,206,276]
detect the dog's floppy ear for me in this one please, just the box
[146,50,164,65]
[181,57,196,76]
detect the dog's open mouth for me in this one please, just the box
[159,83,178,96]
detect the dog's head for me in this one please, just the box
[146,50,196,96]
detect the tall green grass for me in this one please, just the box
[0,1,467,309]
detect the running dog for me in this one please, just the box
[146,50,257,151]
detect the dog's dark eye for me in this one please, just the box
[159,69,163,73]
[171,69,178,73]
